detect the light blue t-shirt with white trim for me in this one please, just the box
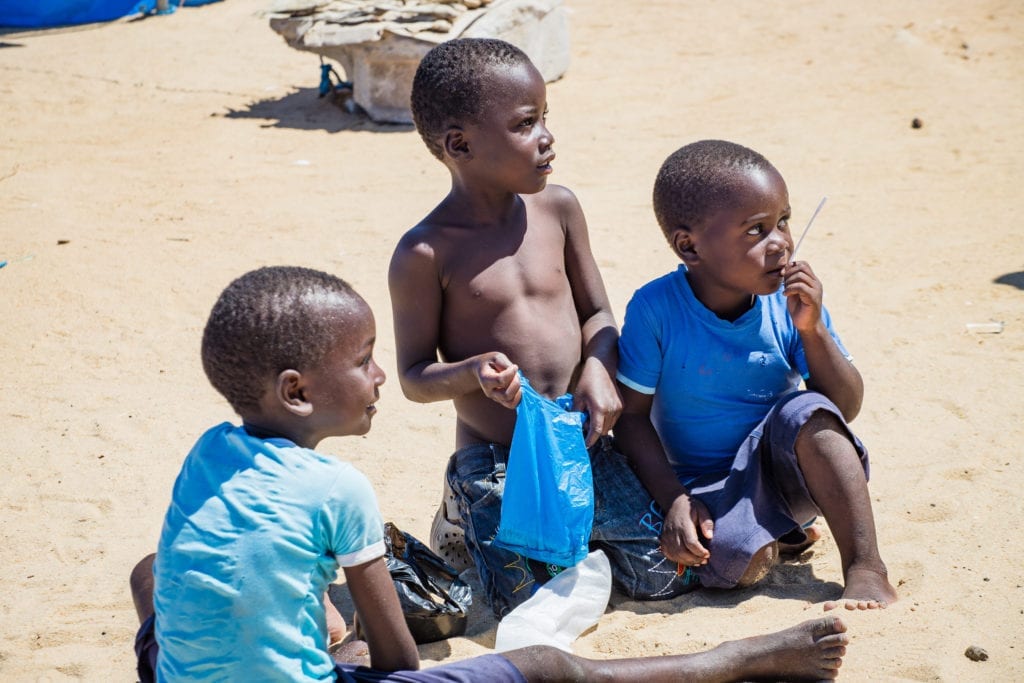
[153,422,385,681]
[617,265,850,483]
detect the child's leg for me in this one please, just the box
[796,409,898,610]
[325,592,348,647]
[589,439,701,599]
[734,541,778,587]
[445,444,542,618]
[130,553,156,623]
[501,616,848,683]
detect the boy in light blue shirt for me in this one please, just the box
[616,140,898,611]
[130,265,852,681]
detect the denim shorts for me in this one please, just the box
[684,390,869,589]
[446,438,697,618]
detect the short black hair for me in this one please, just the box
[652,139,776,242]
[201,266,363,414]
[411,37,532,160]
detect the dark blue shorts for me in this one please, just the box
[335,654,525,682]
[685,390,869,588]
[446,437,697,618]
[134,614,158,683]
[136,615,524,682]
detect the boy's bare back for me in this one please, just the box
[389,183,615,448]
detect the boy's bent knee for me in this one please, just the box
[736,541,778,587]
[796,409,850,448]
[130,554,156,589]
[130,554,157,623]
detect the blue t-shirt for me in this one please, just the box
[617,265,850,483]
[153,423,385,681]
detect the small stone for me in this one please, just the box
[911,117,923,129]
[965,645,989,662]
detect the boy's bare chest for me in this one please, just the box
[441,228,568,302]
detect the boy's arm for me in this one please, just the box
[555,186,622,444]
[783,261,863,420]
[388,235,521,408]
[343,557,419,672]
[615,384,713,567]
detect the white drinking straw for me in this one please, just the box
[791,196,827,260]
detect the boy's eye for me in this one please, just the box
[746,224,764,236]
[779,217,790,230]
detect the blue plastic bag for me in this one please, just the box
[493,373,594,567]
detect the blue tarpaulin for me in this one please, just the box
[0,0,221,28]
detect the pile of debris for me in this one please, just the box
[268,0,568,123]
[267,0,498,41]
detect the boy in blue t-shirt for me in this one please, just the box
[615,140,898,611]
[130,265,852,681]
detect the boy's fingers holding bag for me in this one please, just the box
[583,412,602,447]
[475,353,522,407]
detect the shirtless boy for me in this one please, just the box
[388,38,693,617]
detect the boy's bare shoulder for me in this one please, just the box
[526,184,586,234]
[392,205,451,264]
[529,183,580,211]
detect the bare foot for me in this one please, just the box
[330,638,370,667]
[780,523,822,558]
[824,565,898,611]
[720,616,849,681]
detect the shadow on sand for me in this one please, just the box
[994,271,1024,291]
[610,558,842,618]
[220,87,414,134]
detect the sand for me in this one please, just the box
[1,0,1022,679]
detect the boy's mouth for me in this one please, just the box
[537,153,555,172]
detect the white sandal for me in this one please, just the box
[428,481,472,572]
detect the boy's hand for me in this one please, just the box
[573,359,623,446]
[661,494,713,567]
[782,260,824,332]
[476,353,521,409]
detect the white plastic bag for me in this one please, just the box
[493,549,612,653]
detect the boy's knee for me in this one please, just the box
[736,541,778,587]
[797,408,847,443]
[130,553,156,590]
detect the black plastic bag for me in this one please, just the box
[381,522,472,643]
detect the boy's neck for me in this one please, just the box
[240,414,315,449]
[685,271,755,322]
[444,178,524,226]
[242,422,293,443]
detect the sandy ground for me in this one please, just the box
[2,0,1023,679]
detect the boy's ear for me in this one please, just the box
[443,126,471,161]
[671,227,700,266]
[276,369,313,417]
